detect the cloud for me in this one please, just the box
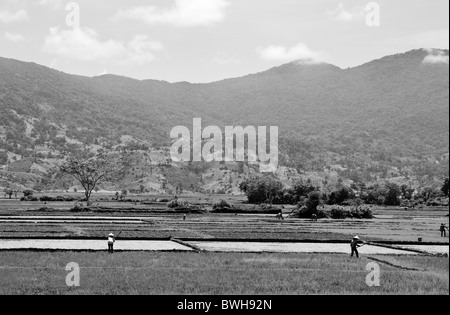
[43,27,164,65]
[126,35,165,64]
[115,0,229,27]
[329,3,357,22]
[257,43,326,64]
[327,3,369,22]
[4,32,25,42]
[423,49,449,64]
[0,9,28,23]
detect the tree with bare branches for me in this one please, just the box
[60,153,123,205]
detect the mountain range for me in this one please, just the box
[0,48,448,193]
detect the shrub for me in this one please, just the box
[330,208,349,219]
[427,200,440,207]
[70,205,92,212]
[167,200,180,209]
[360,208,374,219]
[120,198,140,203]
[23,190,34,197]
[38,207,55,212]
[40,196,55,202]
[169,201,206,214]
[20,196,38,202]
[331,207,373,219]
[213,200,232,211]
[40,196,78,202]
[350,209,363,219]
[295,207,329,219]
[293,191,325,219]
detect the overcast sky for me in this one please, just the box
[1,0,448,83]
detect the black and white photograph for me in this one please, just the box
[0,0,448,299]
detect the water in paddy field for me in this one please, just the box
[0,240,192,251]
[1,239,447,255]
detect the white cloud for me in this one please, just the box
[0,9,28,23]
[126,35,165,64]
[329,3,356,22]
[4,32,25,42]
[43,27,164,65]
[115,0,229,27]
[257,43,326,64]
[328,3,365,22]
[423,49,449,64]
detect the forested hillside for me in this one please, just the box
[0,49,448,193]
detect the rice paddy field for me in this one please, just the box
[0,194,448,244]
[0,194,448,295]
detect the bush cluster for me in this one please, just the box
[20,196,38,202]
[39,196,78,202]
[330,208,373,219]
[212,200,233,211]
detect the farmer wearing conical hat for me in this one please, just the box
[350,236,363,258]
[108,233,115,254]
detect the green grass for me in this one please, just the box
[0,252,448,295]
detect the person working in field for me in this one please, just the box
[350,236,364,258]
[440,224,448,237]
[108,233,115,253]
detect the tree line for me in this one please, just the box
[239,176,450,207]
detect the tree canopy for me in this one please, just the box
[60,153,124,203]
